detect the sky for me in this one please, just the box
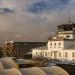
[0,0,75,42]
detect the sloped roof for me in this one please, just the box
[0,63,4,72]
[20,66,69,75]
[20,67,46,75]
[40,66,68,75]
[0,66,69,75]
[64,44,75,49]
[0,57,17,69]
[15,59,35,64]
[33,46,48,50]
[0,68,22,75]
[24,51,32,55]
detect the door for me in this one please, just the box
[54,51,58,60]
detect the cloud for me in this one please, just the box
[26,0,70,13]
[0,8,16,13]
[0,0,16,13]
[0,0,75,42]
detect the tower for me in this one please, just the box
[57,17,75,40]
[69,16,71,24]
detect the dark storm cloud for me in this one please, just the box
[0,8,16,13]
[27,0,70,13]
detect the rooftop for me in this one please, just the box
[64,44,75,49]
[58,23,75,28]
[33,46,48,50]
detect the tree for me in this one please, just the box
[33,56,49,67]
[0,47,4,58]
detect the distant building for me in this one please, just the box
[32,23,75,61]
[14,42,47,58]
[3,41,47,58]
[3,41,14,56]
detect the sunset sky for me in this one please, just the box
[0,0,75,42]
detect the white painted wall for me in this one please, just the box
[63,50,75,61]
[48,40,75,50]
[32,49,48,59]
[32,49,75,61]
[48,40,64,50]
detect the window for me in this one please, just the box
[66,35,70,38]
[51,52,52,56]
[65,52,68,57]
[42,52,44,57]
[36,52,37,56]
[40,52,42,56]
[59,42,61,45]
[47,52,49,56]
[59,36,63,39]
[45,52,47,56]
[54,43,56,46]
[59,52,61,57]
[50,43,52,46]
[72,52,75,58]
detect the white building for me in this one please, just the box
[32,23,75,61]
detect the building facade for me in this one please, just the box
[3,41,47,58]
[32,23,75,61]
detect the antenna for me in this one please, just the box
[69,16,71,24]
